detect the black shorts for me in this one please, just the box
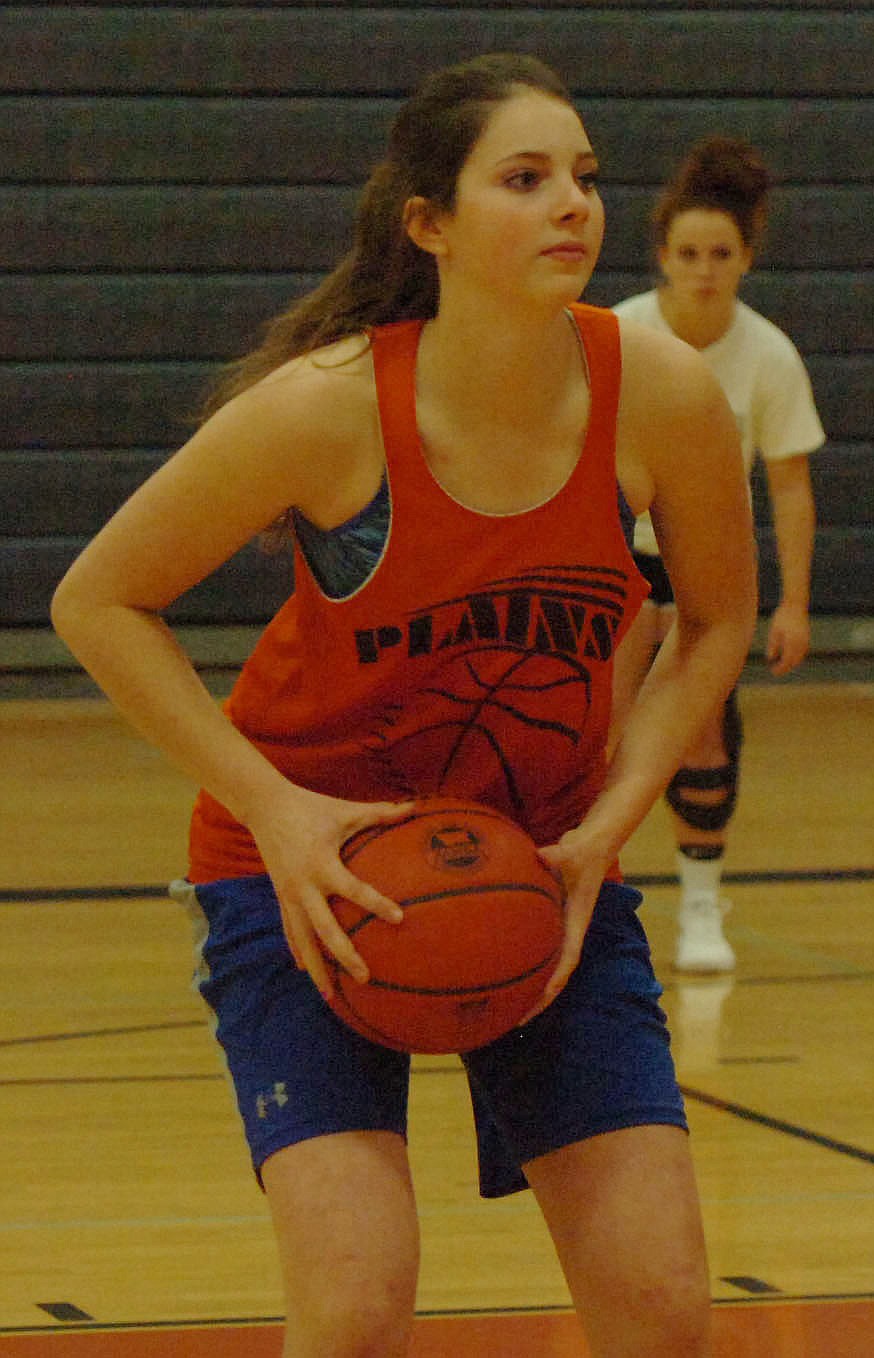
[634,551,674,606]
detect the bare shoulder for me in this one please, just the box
[616,317,725,422]
[196,333,383,521]
[615,318,737,514]
[238,334,378,451]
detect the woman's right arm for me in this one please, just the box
[51,360,409,994]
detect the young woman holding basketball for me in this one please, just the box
[53,55,756,1358]
[611,137,825,974]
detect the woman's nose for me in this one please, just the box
[558,178,591,219]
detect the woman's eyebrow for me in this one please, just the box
[494,149,599,167]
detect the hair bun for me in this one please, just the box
[682,136,769,206]
[653,135,771,250]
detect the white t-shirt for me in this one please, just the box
[612,290,826,555]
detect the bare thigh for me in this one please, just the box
[262,1130,420,1358]
[525,1125,711,1358]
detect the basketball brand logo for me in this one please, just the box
[426,823,485,872]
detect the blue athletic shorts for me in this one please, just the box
[179,874,686,1198]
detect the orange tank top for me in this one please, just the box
[188,304,649,882]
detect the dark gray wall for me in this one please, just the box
[2,1,872,627]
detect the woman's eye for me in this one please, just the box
[577,173,600,192]
[505,169,541,190]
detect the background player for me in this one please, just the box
[612,136,825,973]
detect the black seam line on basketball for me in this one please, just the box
[343,881,561,935]
[346,956,554,997]
[0,1021,203,1050]
[680,1085,874,1165]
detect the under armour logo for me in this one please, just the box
[256,1082,289,1120]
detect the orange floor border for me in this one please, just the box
[3,1299,874,1357]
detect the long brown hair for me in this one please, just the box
[652,135,770,255]
[202,53,574,418]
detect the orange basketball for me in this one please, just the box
[326,798,566,1053]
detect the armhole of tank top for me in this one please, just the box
[284,327,405,603]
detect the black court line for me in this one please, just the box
[37,1303,94,1323]
[681,1085,874,1165]
[7,1074,871,1165]
[0,1067,465,1088]
[0,1074,222,1087]
[0,885,169,903]
[3,1291,874,1334]
[663,971,874,991]
[0,1020,203,1050]
[0,1016,455,1063]
[2,865,873,904]
[718,1056,800,1065]
[722,1276,782,1295]
[630,867,874,888]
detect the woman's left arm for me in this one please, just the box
[762,453,816,675]
[534,323,758,1009]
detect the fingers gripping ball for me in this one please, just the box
[326,799,566,1053]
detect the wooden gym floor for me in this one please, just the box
[1,676,873,1355]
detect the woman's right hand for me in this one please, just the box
[248,786,415,998]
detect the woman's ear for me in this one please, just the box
[403,196,448,257]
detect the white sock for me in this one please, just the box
[676,849,723,903]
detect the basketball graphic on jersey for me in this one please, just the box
[364,568,627,826]
[370,646,592,821]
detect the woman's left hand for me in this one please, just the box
[520,827,611,1021]
[766,602,810,676]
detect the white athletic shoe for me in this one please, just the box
[674,895,736,973]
